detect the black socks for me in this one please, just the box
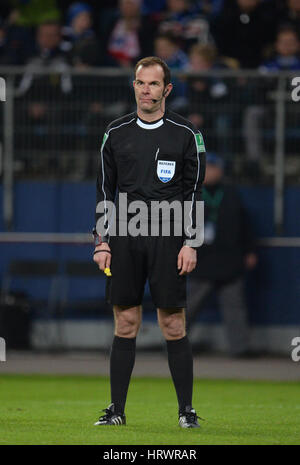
[109,335,193,415]
[110,335,136,415]
[166,336,193,413]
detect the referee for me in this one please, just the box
[93,57,206,428]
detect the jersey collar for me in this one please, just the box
[136,114,164,130]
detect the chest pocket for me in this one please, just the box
[116,152,137,190]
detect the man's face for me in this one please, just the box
[167,0,187,13]
[189,52,212,71]
[72,11,91,34]
[133,64,172,113]
[120,0,141,18]
[37,24,61,50]
[288,0,300,13]
[154,38,176,61]
[276,31,299,57]
[237,0,259,12]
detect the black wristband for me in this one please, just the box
[93,250,112,256]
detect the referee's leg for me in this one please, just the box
[110,305,142,415]
[157,308,194,413]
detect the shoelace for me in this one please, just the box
[184,412,205,423]
[98,408,114,421]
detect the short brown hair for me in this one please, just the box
[277,24,299,40]
[134,56,171,87]
[189,43,217,64]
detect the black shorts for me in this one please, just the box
[106,235,186,308]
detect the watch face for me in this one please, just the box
[94,235,101,246]
[93,228,102,246]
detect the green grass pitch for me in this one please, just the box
[0,374,299,445]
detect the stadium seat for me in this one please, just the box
[59,260,108,316]
[1,259,61,349]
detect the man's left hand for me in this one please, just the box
[177,246,197,276]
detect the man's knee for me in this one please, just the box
[114,305,141,338]
[158,308,186,340]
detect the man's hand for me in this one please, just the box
[93,242,111,272]
[177,246,197,276]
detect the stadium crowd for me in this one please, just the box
[0,0,299,70]
[0,0,300,179]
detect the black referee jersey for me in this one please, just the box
[95,109,206,247]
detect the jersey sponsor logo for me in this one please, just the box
[157,160,176,183]
[195,132,205,153]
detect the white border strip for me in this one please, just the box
[136,118,164,129]
[166,118,201,238]
[99,118,135,237]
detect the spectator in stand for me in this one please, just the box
[278,0,300,31]
[0,15,33,64]
[62,2,101,67]
[16,21,72,97]
[154,33,189,69]
[106,0,155,67]
[260,25,300,71]
[158,0,212,51]
[186,43,237,163]
[243,26,300,171]
[211,0,278,68]
[187,153,258,357]
[154,33,189,110]
[15,21,73,158]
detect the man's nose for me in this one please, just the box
[142,85,150,93]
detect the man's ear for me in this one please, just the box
[164,83,173,98]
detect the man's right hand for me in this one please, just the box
[93,242,111,272]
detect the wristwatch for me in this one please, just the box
[92,227,102,247]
